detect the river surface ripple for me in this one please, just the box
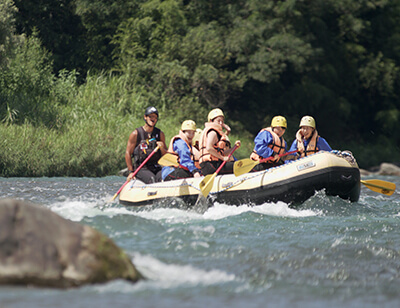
[1,176,400,308]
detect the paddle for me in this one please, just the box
[109,145,161,202]
[233,150,298,176]
[158,153,179,167]
[360,179,396,196]
[199,144,239,198]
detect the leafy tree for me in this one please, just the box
[0,0,18,68]
[13,0,87,75]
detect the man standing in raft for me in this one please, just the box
[162,120,201,181]
[199,108,241,176]
[288,115,332,159]
[125,106,167,184]
[250,115,288,171]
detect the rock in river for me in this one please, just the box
[0,199,142,288]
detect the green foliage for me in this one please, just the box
[13,0,88,74]
[1,0,400,178]
[0,34,64,127]
[0,0,18,67]
[74,0,139,72]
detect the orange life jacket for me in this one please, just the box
[199,122,227,163]
[296,128,319,157]
[192,147,201,169]
[250,127,286,161]
[167,130,195,169]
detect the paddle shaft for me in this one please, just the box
[110,145,160,201]
[234,149,299,176]
[360,180,394,191]
[199,144,239,197]
[259,149,298,163]
[215,144,239,174]
[110,179,130,201]
[130,145,160,178]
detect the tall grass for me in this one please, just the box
[3,67,395,177]
[0,69,254,177]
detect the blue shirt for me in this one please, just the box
[288,136,332,154]
[173,139,198,173]
[254,130,287,158]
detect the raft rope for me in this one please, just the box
[126,150,357,195]
[330,150,357,164]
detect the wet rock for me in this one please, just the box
[377,163,400,176]
[0,199,143,288]
[359,168,371,176]
[119,168,129,177]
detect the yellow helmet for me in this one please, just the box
[181,120,197,131]
[299,116,316,128]
[192,128,202,145]
[207,108,224,122]
[271,116,287,128]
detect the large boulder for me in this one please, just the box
[0,199,142,288]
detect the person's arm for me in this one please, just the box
[174,140,200,177]
[288,139,297,152]
[125,130,138,180]
[253,131,275,158]
[206,130,226,161]
[222,123,231,136]
[223,140,241,156]
[157,131,168,156]
[317,137,332,151]
[283,139,299,162]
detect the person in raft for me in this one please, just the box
[192,128,202,169]
[192,128,202,151]
[288,115,332,159]
[125,106,167,184]
[199,108,241,176]
[162,120,202,181]
[250,115,288,171]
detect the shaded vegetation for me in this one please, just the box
[0,0,399,176]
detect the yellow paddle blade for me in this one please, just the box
[361,179,396,196]
[158,153,179,167]
[234,158,259,176]
[199,173,217,197]
[109,192,119,202]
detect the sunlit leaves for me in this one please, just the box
[359,52,398,96]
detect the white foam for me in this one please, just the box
[48,195,318,223]
[49,199,133,221]
[202,201,319,220]
[133,207,203,223]
[89,252,237,293]
[125,201,319,224]
[135,253,235,286]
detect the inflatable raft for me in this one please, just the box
[119,150,361,207]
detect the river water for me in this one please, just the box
[1,175,400,308]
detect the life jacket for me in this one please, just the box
[167,130,195,170]
[199,122,227,163]
[250,127,286,161]
[132,126,162,169]
[296,128,319,157]
[192,147,201,169]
